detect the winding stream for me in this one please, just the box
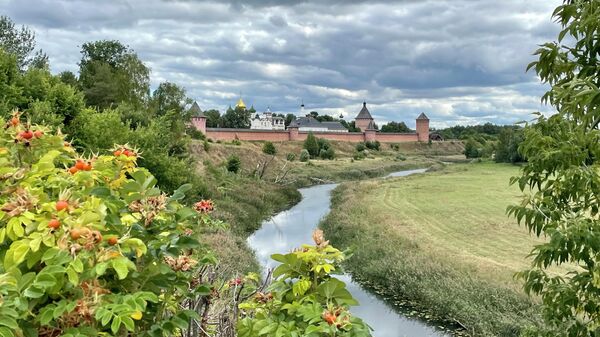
[247,168,448,337]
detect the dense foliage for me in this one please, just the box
[262,141,277,156]
[237,230,372,337]
[380,121,411,133]
[508,1,600,336]
[0,113,211,337]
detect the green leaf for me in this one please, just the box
[33,274,57,289]
[112,257,131,280]
[111,315,122,334]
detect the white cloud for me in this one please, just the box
[1,0,562,126]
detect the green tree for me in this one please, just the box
[303,132,319,158]
[0,16,47,70]
[222,106,250,128]
[463,138,480,159]
[262,141,277,155]
[285,113,296,126]
[204,109,221,127]
[78,40,150,109]
[58,70,78,88]
[495,128,524,163]
[149,81,189,117]
[380,121,411,133]
[508,2,600,336]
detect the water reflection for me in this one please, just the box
[247,169,446,337]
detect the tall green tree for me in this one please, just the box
[204,109,221,127]
[78,40,150,109]
[303,132,319,158]
[150,81,190,117]
[495,128,524,163]
[222,105,250,128]
[380,121,411,133]
[0,16,47,70]
[508,2,600,336]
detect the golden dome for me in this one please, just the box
[236,97,246,109]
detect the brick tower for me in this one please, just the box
[416,113,429,142]
[354,101,374,132]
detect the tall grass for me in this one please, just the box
[320,175,544,337]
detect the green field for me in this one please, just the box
[372,163,548,284]
[321,162,553,336]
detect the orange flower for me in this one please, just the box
[194,199,214,214]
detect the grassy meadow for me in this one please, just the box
[321,162,553,336]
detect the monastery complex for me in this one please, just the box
[190,99,430,143]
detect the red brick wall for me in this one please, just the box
[205,129,290,142]
[297,132,366,142]
[204,128,420,143]
[375,133,419,143]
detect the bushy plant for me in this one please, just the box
[237,230,372,337]
[395,154,406,161]
[303,132,319,158]
[355,142,366,152]
[365,140,380,151]
[353,151,366,161]
[299,149,310,162]
[320,147,335,160]
[231,139,242,146]
[203,139,210,152]
[226,155,241,173]
[286,153,296,162]
[262,141,277,155]
[463,139,481,159]
[0,113,213,337]
[390,143,400,151]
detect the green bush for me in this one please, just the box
[355,142,366,152]
[353,151,366,160]
[395,154,406,161]
[299,149,310,162]
[231,139,242,146]
[0,116,212,336]
[286,153,296,162]
[319,147,335,160]
[262,141,277,155]
[303,132,319,157]
[226,155,241,173]
[464,139,481,159]
[203,139,210,152]
[365,140,380,151]
[390,143,400,151]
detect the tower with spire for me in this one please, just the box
[354,101,374,132]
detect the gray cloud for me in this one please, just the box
[1,0,561,126]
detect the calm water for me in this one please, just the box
[247,168,447,337]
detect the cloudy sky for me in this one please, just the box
[1,0,562,128]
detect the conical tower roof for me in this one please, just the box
[189,101,205,117]
[355,101,373,120]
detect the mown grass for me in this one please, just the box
[321,162,552,336]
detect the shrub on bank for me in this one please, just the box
[286,153,296,162]
[227,154,241,173]
[262,141,277,155]
[299,149,310,162]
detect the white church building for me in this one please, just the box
[250,107,286,130]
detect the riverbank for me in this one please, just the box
[320,163,551,336]
[192,140,461,277]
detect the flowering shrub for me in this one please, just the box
[0,112,213,337]
[237,230,373,337]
